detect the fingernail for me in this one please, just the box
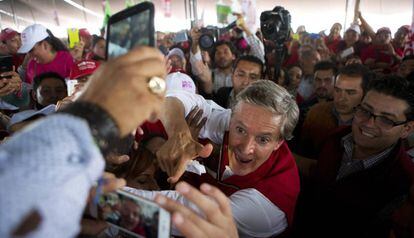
[155,195,166,205]
[176,182,190,194]
[173,213,184,225]
[120,155,130,162]
[201,183,211,192]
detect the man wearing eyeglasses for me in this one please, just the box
[294,75,414,238]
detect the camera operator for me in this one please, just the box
[189,13,264,96]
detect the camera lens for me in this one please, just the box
[199,34,215,51]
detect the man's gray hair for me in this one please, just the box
[232,80,299,140]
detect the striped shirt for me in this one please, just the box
[336,133,395,180]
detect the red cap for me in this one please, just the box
[70,60,99,79]
[79,28,91,39]
[0,28,19,42]
[377,27,391,34]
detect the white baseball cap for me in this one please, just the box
[167,48,185,61]
[18,24,49,54]
[346,24,361,35]
[166,72,196,94]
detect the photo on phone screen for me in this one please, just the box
[106,2,155,60]
[92,189,170,238]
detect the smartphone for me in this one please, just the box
[0,55,13,79]
[340,47,355,59]
[173,31,188,43]
[91,189,170,238]
[67,28,80,48]
[66,79,78,96]
[106,2,155,60]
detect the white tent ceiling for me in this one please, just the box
[0,0,412,37]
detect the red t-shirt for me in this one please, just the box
[26,51,74,84]
[360,44,393,65]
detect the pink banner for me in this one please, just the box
[164,0,171,18]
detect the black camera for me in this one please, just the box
[197,21,237,51]
[260,6,291,45]
[198,26,219,51]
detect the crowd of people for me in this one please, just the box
[1,6,414,238]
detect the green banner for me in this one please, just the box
[102,0,112,27]
[216,4,231,24]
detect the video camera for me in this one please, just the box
[197,21,237,51]
[260,6,291,82]
[260,6,291,45]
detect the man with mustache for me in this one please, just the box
[298,63,370,158]
[290,61,337,152]
[298,61,337,119]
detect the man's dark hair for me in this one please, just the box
[233,55,264,75]
[367,75,414,121]
[212,40,237,58]
[33,72,67,91]
[336,63,371,94]
[314,60,338,75]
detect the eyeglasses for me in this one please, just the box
[354,105,407,129]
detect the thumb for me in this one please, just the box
[168,158,190,184]
[197,143,213,158]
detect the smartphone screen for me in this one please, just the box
[106,2,154,60]
[66,79,78,96]
[173,31,188,43]
[91,189,170,238]
[0,55,13,74]
[340,47,355,59]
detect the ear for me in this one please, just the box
[31,89,37,103]
[273,139,285,151]
[400,121,414,139]
[41,41,49,51]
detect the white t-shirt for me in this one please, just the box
[149,91,288,237]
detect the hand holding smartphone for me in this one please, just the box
[91,189,170,238]
[0,55,14,79]
[106,2,155,60]
[340,47,355,59]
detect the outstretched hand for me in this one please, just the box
[155,182,238,238]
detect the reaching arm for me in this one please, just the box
[189,27,214,95]
[235,13,265,63]
[358,11,376,40]
[158,95,214,183]
[125,185,286,237]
